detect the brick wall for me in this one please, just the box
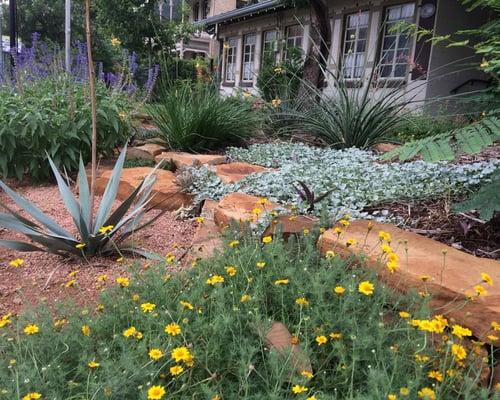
[211,0,237,16]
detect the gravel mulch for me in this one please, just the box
[0,182,196,315]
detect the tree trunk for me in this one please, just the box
[85,0,98,226]
[298,0,331,98]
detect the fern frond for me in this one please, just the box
[382,112,500,162]
[453,168,500,220]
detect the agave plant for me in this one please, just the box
[0,146,165,259]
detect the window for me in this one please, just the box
[262,30,278,65]
[192,1,199,22]
[342,11,369,79]
[224,37,238,83]
[202,0,209,19]
[242,34,256,82]
[285,25,303,59]
[379,3,416,79]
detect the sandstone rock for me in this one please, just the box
[187,200,223,262]
[126,143,165,161]
[318,220,500,344]
[265,322,312,375]
[94,167,192,211]
[155,151,227,170]
[372,143,400,153]
[215,162,268,183]
[213,192,278,229]
[263,215,319,241]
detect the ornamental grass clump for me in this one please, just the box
[0,230,494,399]
[147,80,262,152]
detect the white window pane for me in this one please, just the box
[401,4,415,18]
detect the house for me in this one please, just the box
[190,0,491,106]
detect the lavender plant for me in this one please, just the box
[0,34,159,180]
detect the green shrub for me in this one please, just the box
[0,232,493,399]
[392,113,467,142]
[0,77,132,180]
[257,49,303,103]
[147,81,262,152]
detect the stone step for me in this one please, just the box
[318,220,500,344]
[94,167,192,212]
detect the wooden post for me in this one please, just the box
[85,0,97,226]
[65,0,71,73]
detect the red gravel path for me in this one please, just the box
[0,182,196,315]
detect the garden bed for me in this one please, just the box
[0,183,196,314]
[366,198,500,259]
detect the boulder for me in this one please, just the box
[186,200,224,262]
[372,143,400,154]
[318,220,500,344]
[126,143,165,161]
[213,192,278,229]
[155,152,227,169]
[215,162,268,183]
[265,322,312,375]
[263,215,319,241]
[94,167,192,211]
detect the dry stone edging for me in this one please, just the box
[265,322,313,376]
[186,200,224,262]
[215,162,268,183]
[126,143,165,161]
[318,220,500,344]
[213,192,279,230]
[155,152,227,170]
[94,167,192,212]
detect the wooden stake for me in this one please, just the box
[85,0,97,226]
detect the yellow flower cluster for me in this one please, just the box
[410,315,448,334]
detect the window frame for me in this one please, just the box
[340,10,371,81]
[241,33,257,85]
[284,24,304,60]
[223,37,238,86]
[261,29,279,66]
[377,2,417,81]
[192,1,200,22]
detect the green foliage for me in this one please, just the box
[147,81,262,152]
[382,113,500,162]
[0,232,493,399]
[454,168,500,220]
[0,147,165,258]
[257,49,303,102]
[94,0,193,60]
[0,78,131,180]
[392,113,467,142]
[274,73,411,149]
[183,143,498,220]
[124,157,172,171]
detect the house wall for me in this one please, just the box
[213,0,487,108]
[425,0,489,111]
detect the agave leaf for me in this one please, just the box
[0,213,46,236]
[0,180,73,238]
[0,201,41,230]
[78,157,91,232]
[93,144,127,234]
[47,156,84,235]
[0,239,45,252]
[24,233,80,255]
[121,247,166,261]
[102,178,147,229]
